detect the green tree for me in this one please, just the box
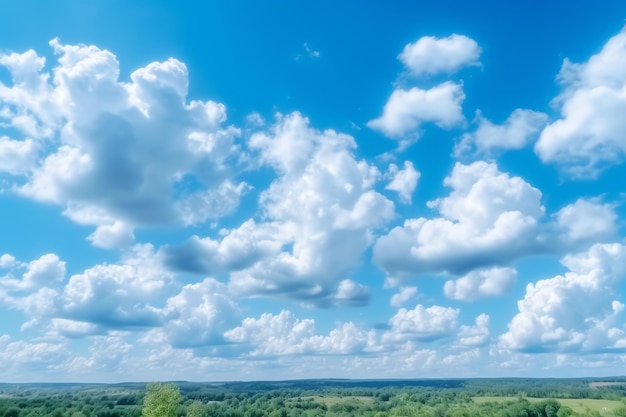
[186,402,204,417]
[3,408,20,417]
[142,383,181,417]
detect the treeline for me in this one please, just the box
[1,378,626,417]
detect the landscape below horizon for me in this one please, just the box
[2,1,626,383]
[3,378,626,417]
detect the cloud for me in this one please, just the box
[368,82,466,140]
[86,221,135,249]
[444,267,517,301]
[47,318,100,338]
[0,335,69,376]
[390,286,418,307]
[164,112,395,306]
[456,314,490,347]
[11,245,172,332]
[0,136,39,175]
[0,40,246,248]
[159,278,240,349]
[374,161,545,280]
[553,198,617,247]
[383,304,459,343]
[398,34,481,76]
[334,279,370,307]
[297,43,320,60]
[499,243,626,353]
[455,109,548,157]
[385,161,420,204]
[22,254,65,288]
[0,253,65,291]
[0,254,16,268]
[536,26,626,178]
[224,310,376,357]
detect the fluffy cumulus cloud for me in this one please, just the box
[390,286,418,307]
[6,245,172,333]
[536,26,626,177]
[0,335,69,377]
[383,304,459,343]
[455,109,549,157]
[368,82,466,140]
[554,198,617,248]
[374,161,545,280]
[385,161,420,203]
[499,243,626,353]
[368,34,481,142]
[398,34,482,76]
[159,278,240,349]
[0,253,65,292]
[456,314,490,347]
[0,136,39,175]
[163,112,394,306]
[224,310,377,357]
[444,267,517,301]
[0,40,246,248]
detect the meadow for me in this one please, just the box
[472,396,625,414]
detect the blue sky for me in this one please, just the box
[1,1,626,382]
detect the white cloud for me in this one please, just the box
[536,26,626,177]
[385,161,420,204]
[22,254,65,288]
[0,254,16,268]
[0,253,65,291]
[224,310,376,357]
[374,161,545,280]
[334,279,370,306]
[456,314,490,347]
[12,244,172,332]
[0,335,69,377]
[368,82,466,139]
[0,40,246,248]
[245,112,265,127]
[444,267,517,301]
[160,278,240,348]
[455,109,548,157]
[87,221,135,249]
[0,136,39,175]
[383,304,459,343]
[554,198,617,247]
[398,34,481,76]
[48,318,100,338]
[175,180,251,226]
[164,112,395,305]
[390,286,418,307]
[499,243,626,353]
[442,348,481,366]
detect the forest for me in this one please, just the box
[1,378,626,417]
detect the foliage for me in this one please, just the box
[142,383,181,417]
[0,378,625,417]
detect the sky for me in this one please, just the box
[1,1,626,382]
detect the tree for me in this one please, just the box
[186,402,204,417]
[142,382,181,417]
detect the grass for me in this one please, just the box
[471,396,624,414]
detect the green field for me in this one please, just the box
[472,397,625,414]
